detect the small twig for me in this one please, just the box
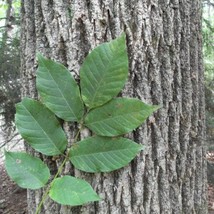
[35,125,83,214]
[0,132,20,149]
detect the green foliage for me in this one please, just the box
[5,151,50,189]
[5,34,159,213]
[49,176,101,206]
[203,18,214,57]
[202,0,214,53]
[80,33,128,109]
[36,54,84,122]
[85,98,159,136]
[15,98,68,155]
[69,136,143,172]
[0,35,20,128]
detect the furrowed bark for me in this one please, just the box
[20,0,207,213]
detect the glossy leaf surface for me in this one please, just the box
[85,98,159,136]
[69,136,143,172]
[15,98,67,156]
[80,33,128,109]
[5,151,50,189]
[49,176,100,206]
[36,54,84,122]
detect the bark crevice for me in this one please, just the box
[20,0,207,213]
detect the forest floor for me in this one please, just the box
[0,165,27,214]
[0,152,214,213]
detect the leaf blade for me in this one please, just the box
[80,33,128,109]
[36,54,84,122]
[5,151,50,190]
[15,98,68,156]
[69,136,143,172]
[49,176,100,206]
[85,98,159,136]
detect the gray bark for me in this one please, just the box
[20,0,207,213]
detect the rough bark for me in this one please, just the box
[20,0,207,213]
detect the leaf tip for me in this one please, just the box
[95,194,102,201]
[36,52,44,62]
[120,32,126,39]
[153,105,161,112]
[139,144,144,151]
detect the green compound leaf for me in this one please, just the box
[85,98,159,136]
[15,98,68,156]
[80,33,128,109]
[69,136,143,173]
[49,176,101,206]
[36,54,84,122]
[5,151,50,190]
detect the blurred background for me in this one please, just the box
[0,0,21,154]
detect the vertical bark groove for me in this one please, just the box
[20,0,207,213]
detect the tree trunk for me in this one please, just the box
[20,0,207,213]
